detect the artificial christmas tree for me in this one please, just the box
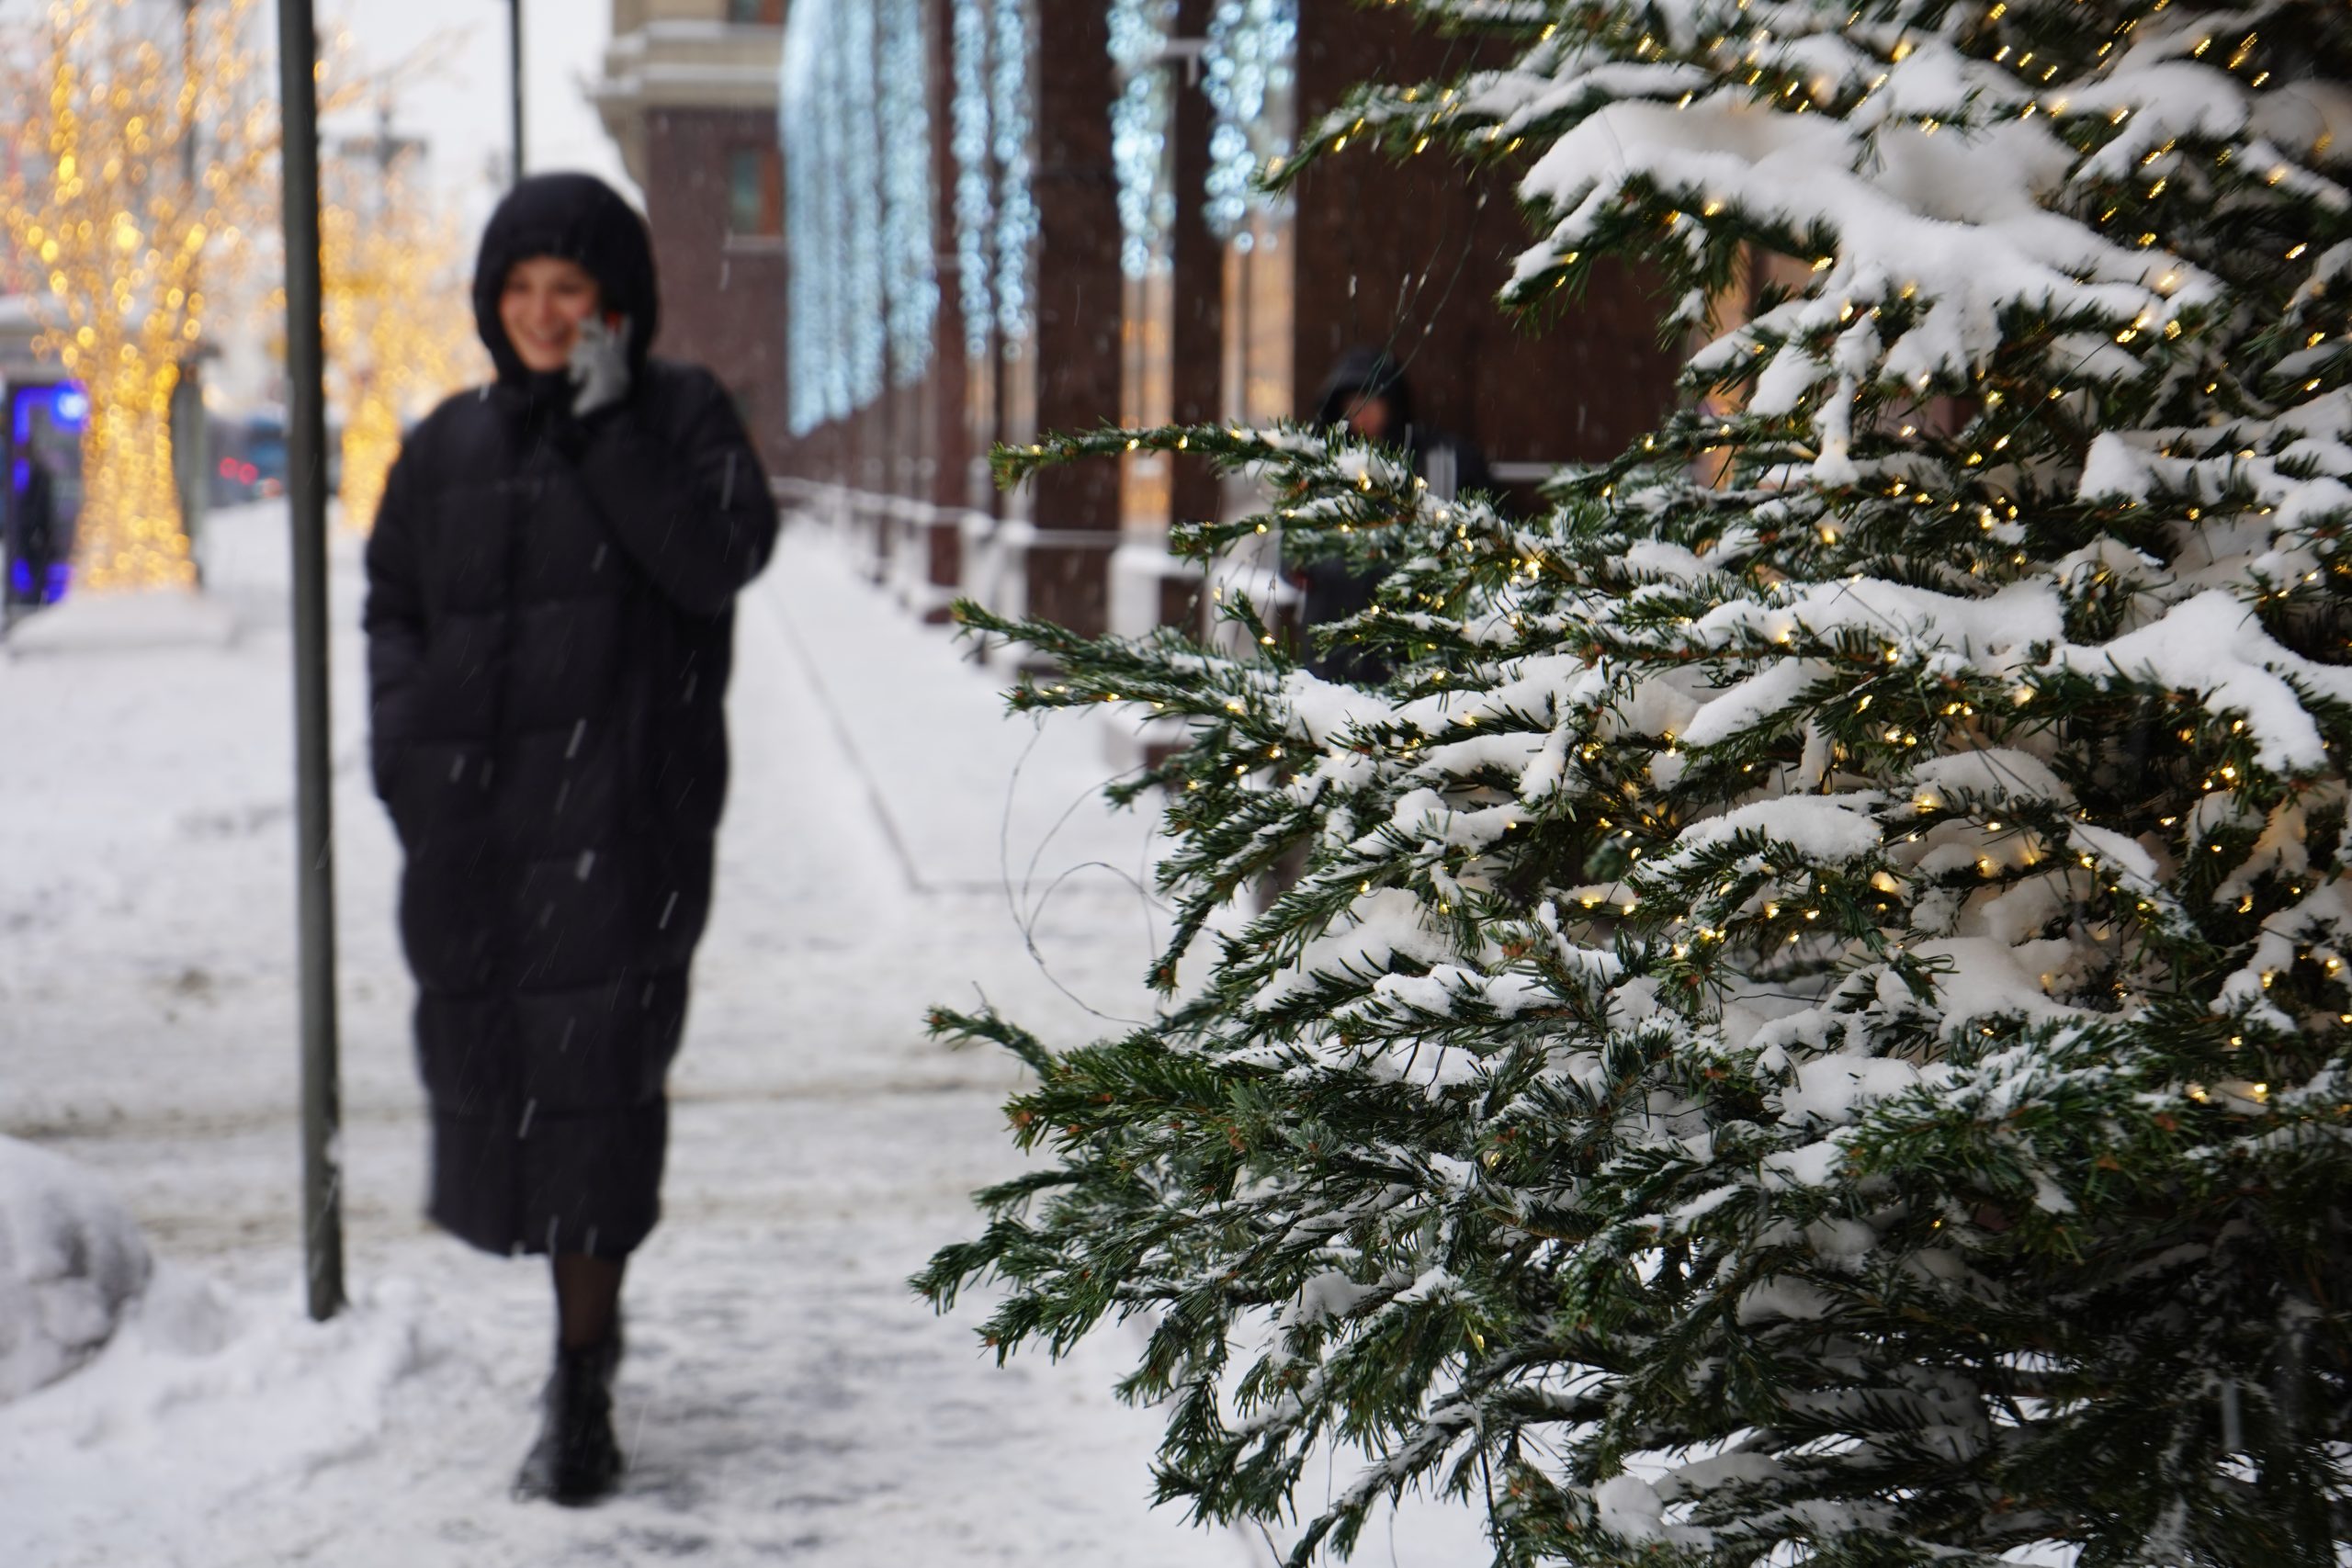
[920,2,2352,1562]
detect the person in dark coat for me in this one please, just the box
[15,453,58,609]
[363,172,778,1506]
[1295,347,1493,683]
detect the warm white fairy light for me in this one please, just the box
[0,0,272,590]
[322,151,475,530]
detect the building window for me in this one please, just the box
[729,146,782,237]
[728,0,785,22]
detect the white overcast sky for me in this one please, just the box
[318,0,640,215]
[1,0,641,220]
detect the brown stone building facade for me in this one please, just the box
[591,0,791,474]
[596,1,1677,642]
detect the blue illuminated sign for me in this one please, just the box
[13,380,89,446]
[9,379,86,606]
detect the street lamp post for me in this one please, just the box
[274,0,347,1325]
[507,0,525,183]
[173,0,208,586]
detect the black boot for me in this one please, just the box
[513,1340,623,1506]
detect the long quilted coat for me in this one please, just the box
[364,175,777,1258]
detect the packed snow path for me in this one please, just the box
[0,502,1261,1566]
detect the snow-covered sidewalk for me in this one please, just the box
[0,500,1248,1565]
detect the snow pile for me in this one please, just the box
[0,1136,152,1404]
[0,1272,447,1565]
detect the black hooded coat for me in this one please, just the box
[364,174,778,1258]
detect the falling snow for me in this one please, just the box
[0,502,1487,1564]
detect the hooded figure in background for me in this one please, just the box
[14,452,58,611]
[1295,347,1493,683]
[363,172,778,1506]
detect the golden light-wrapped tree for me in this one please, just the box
[322,130,477,531]
[0,0,274,592]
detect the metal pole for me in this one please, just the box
[180,0,198,191]
[275,0,345,1324]
[176,0,207,587]
[508,0,525,182]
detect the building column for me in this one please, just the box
[1163,0,1220,623]
[1001,0,1122,639]
[1109,2,1219,644]
[892,0,974,621]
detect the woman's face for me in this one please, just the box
[499,255,603,372]
[1341,391,1394,443]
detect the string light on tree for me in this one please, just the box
[0,0,273,592]
[922,2,2352,1563]
[320,130,475,531]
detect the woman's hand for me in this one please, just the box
[567,314,631,419]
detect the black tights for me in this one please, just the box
[552,1253,627,1349]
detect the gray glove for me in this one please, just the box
[567,314,631,419]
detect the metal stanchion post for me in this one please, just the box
[275,0,345,1323]
[507,0,525,182]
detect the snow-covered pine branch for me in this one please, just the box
[927,5,2352,1564]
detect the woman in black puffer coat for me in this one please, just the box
[364,173,777,1505]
